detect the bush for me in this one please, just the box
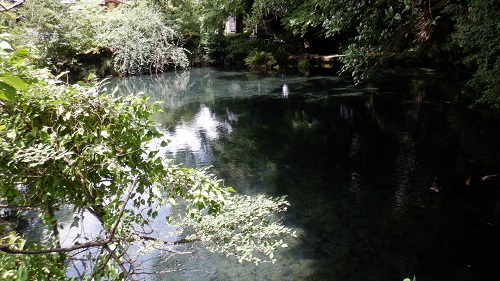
[245,50,278,70]
[4,1,188,77]
[203,33,258,66]
[297,57,311,69]
[0,37,294,279]
[451,0,500,108]
[4,0,109,80]
[98,5,189,75]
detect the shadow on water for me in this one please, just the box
[108,67,500,281]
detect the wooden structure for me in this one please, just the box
[225,15,237,34]
[100,0,124,7]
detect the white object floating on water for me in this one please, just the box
[482,174,498,181]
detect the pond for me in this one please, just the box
[107,67,500,281]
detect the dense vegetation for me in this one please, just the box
[1,0,498,107]
[0,28,293,280]
[0,0,498,279]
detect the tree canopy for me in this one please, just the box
[1,0,497,107]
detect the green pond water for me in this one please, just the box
[103,67,500,280]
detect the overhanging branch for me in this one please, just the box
[0,240,109,255]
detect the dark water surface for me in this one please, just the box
[109,67,500,281]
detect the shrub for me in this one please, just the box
[244,50,278,70]
[297,57,311,69]
[98,5,189,75]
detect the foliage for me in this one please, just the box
[4,0,109,80]
[0,233,68,281]
[2,0,188,77]
[0,38,294,279]
[244,49,278,71]
[97,4,189,75]
[248,0,499,107]
[249,0,446,78]
[450,0,500,108]
[297,57,310,70]
[186,0,245,64]
[250,0,318,37]
[158,0,205,65]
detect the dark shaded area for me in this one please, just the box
[112,67,500,280]
[210,69,500,280]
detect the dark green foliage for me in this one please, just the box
[244,49,277,70]
[4,0,111,81]
[204,33,292,68]
[248,0,498,108]
[203,34,253,66]
[450,0,500,108]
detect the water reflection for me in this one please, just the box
[392,132,418,215]
[282,84,289,98]
[107,67,500,281]
[164,104,233,166]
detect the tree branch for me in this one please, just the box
[104,244,138,281]
[0,240,108,255]
[140,235,195,245]
[108,177,137,240]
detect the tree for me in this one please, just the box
[3,0,106,78]
[0,35,294,280]
[97,4,189,74]
[249,0,447,80]
[2,0,189,78]
[450,0,500,108]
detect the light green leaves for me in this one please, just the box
[0,39,293,279]
[97,5,189,75]
[177,194,295,265]
[0,73,28,92]
[0,81,17,101]
[0,73,28,101]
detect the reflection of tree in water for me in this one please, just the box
[162,104,229,167]
[107,71,195,110]
[392,132,418,215]
[210,120,274,195]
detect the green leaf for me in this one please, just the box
[16,265,28,281]
[0,73,28,91]
[0,82,17,101]
[14,48,29,56]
